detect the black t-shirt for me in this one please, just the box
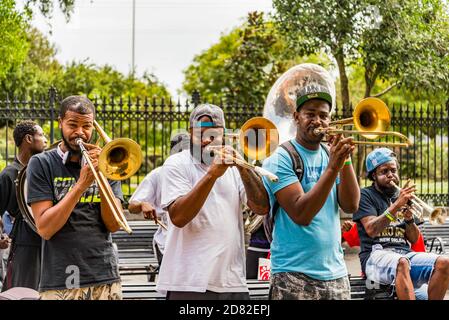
[353,185,411,273]
[27,149,123,291]
[0,158,41,247]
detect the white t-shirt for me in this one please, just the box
[129,167,168,253]
[157,150,249,293]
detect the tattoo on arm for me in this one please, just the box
[238,168,269,214]
[365,215,391,237]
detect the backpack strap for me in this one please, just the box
[271,140,305,219]
[264,141,304,243]
[280,141,304,182]
[265,142,330,242]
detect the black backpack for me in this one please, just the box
[263,141,330,243]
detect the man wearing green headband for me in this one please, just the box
[262,83,359,300]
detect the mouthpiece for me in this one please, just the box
[313,128,325,136]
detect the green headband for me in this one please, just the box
[296,92,332,111]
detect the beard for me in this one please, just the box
[61,129,82,157]
[190,140,215,165]
[189,139,225,166]
[377,183,399,199]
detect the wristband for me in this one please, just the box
[344,159,352,166]
[384,210,395,222]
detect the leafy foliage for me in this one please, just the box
[0,28,170,100]
[183,12,306,106]
[272,0,449,107]
[22,0,75,20]
[0,0,30,81]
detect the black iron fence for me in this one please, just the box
[1,88,448,205]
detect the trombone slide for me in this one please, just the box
[207,146,279,182]
[77,139,133,234]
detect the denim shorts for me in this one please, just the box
[365,244,439,288]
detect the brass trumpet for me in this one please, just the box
[389,181,447,225]
[313,98,413,148]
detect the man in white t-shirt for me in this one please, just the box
[128,132,189,264]
[158,103,270,300]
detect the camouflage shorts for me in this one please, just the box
[40,281,122,300]
[270,272,351,300]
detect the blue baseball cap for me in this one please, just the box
[366,148,397,176]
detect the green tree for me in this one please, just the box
[182,23,241,102]
[1,27,63,96]
[22,0,75,19]
[360,0,449,99]
[58,60,170,99]
[222,12,291,105]
[273,0,449,108]
[0,0,29,81]
[183,12,306,106]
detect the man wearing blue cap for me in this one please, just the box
[157,103,269,300]
[353,148,449,300]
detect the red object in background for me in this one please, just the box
[411,232,426,252]
[342,222,426,252]
[342,223,360,247]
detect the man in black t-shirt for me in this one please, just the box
[353,148,449,300]
[0,121,47,291]
[27,96,123,300]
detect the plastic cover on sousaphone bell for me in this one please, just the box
[263,63,336,143]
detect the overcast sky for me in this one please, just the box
[26,0,274,96]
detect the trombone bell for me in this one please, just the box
[429,207,448,225]
[352,98,391,140]
[98,138,143,181]
[314,97,412,147]
[239,117,279,161]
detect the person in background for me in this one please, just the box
[0,121,47,291]
[128,132,190,265]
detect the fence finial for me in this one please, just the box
[192,90,201,106]
[48,86,58,144]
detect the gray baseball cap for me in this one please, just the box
[189,103,226,129]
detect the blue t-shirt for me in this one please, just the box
[262,139,347,280]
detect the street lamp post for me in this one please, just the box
[131,0,136,76]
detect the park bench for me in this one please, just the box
[349,276,395,300]
[122,277,386,300]
[420,220,449,255]
[112,220,160,281]
[122,279,271,300]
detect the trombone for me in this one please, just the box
[206,117,280,182]
[313,98,413,148]
[76,120,143,234]
[389,181,447,225]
